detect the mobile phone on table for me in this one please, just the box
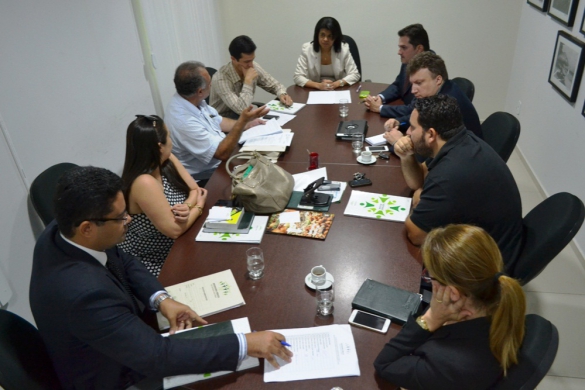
[366,145,389,153]
[348,310,390,334]
[263,114,280,120]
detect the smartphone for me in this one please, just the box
[263,114,280,120]
[366,145,389,153]
[348,310,390,333]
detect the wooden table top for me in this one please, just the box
[158,84,418,389]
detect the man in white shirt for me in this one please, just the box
[166,61,267,186]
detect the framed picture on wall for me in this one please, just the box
[528,0,550,11]
[581,10,585,35]
[548,0,580,26]
[548,31,585,102]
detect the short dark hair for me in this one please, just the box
[121,115,189,206]
[174,61,206,98]
[54,166,123,237]
[407,52,448,80]
[414,95,464,140]
[398,23,430,51]
[312,17,343,53]
[229,35,256,60]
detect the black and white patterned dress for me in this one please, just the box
[118,175,188,277]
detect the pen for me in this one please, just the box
[280,341,292,347]
[356,84,362,93]
[400,122,407,126]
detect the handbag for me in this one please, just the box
[226,152,294,214]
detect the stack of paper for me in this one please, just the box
[240,129,294,153]
[263,324,360,382]
[306,90,352,104]
[344,190,412,222]
[238,120,283,144]
[266,99,306,115]
[196,216,269,243]
[365,133,388,146]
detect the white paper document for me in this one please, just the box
[366,133,388,146]
[241,131,294,150]
[273,112,296,126]
[306,90,352,104]
[264,324,360,382]
[239,119,283,143]
[292,167,328,191]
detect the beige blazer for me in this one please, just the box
[293,41,360,87]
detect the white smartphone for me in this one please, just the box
[366,145,389,153]
[348,309,391,333]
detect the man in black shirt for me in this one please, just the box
[394,95,523,270]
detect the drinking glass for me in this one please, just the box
[246,247,264,280]
[339,99,349,117]
[316,287,334,316]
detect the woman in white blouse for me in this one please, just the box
[293,17,360,90]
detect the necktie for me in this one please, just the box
[106,252,140,313]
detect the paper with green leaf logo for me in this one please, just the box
[344,190,412,222]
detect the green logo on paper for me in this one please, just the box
[359,194,406,219]
[218,281,231,295]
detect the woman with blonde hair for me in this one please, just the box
[374,224,526,389]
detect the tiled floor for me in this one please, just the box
[507,149,585,389]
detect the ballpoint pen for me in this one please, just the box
[280,341,292,347]
[356,84,362,93]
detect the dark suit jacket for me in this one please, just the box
[380,79,483,139]
[374,315,502,390]
[378,63,414,109]
[30,221,239,389]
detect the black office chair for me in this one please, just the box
[451,77,475,102]
[510,192,585,284]
[205,67,217,104]
[343,35,362,81]
[30,163,78,226]
[481,112,521,162]
[0,310,62,390]
[492,314,559,390]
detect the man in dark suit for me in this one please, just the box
[29,166,292,389]
[364,24,430,114]
[381,52,482,147]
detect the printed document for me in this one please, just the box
[306,90,352,104]
[264,324,360,382]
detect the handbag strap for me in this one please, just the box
[226,152,259,179]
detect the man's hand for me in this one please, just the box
[279,93,293,107]
[383,120,403,146]
[243,67,258,85]
[245,331,293,369]
[245,118,266,129]
[365,95,382,112]
[159,298,207,335]
[393,136,415,158]
[239,105,270,124]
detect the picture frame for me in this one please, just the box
[581,9,585,35]
[548,31,585,102]
[527,0,550,11]
[548,0,580,27]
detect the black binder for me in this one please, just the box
[351,279,422,324]
[335,119,368,140]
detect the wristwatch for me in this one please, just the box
[154,292,172,311]
[339,80,346,87]
[416,315,430,331]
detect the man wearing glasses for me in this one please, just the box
[30,166,292,389]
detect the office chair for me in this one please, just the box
[492,314,559,390]
[343,35,362,81]
[481,112,521,162]
[205,67,217,104]
[451,77,475,102]
[510,192,584,284]
[0,310,62,390]
[30,162,78,226]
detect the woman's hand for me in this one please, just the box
[194,188,208,210]
[317,79,335,90]
[422,281,468,332]
[171,204,190,223]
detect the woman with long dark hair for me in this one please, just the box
[118,115,207,276]
[375,224,526,389]
[293,17,360,90]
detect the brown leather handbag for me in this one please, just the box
[226,152,294,214]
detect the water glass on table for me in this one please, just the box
[339,99,349,117]
[351,134,363,153]
[246,247,264,280]
[316,287,334,316]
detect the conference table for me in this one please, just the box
[158,83,421,389]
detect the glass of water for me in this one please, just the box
[316,287,334,316]
[351,134,363,153]
[246,247,264,280]
[339,99,349,117]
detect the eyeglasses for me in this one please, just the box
[90,212,130,226]
[421,268,443,285]
[135,114,159,127]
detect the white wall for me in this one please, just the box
[0,0,154,322]
[505,3,585,254]
[218,0,523,121]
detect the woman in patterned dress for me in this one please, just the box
[118,115,207,276]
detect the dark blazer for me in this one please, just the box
[378,63,414,109]
[374,315,502,390]
[380,79,483,139]
[30,221,239,389]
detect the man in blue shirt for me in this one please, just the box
[166,61,268,185]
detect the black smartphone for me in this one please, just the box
[263,114,280,120]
